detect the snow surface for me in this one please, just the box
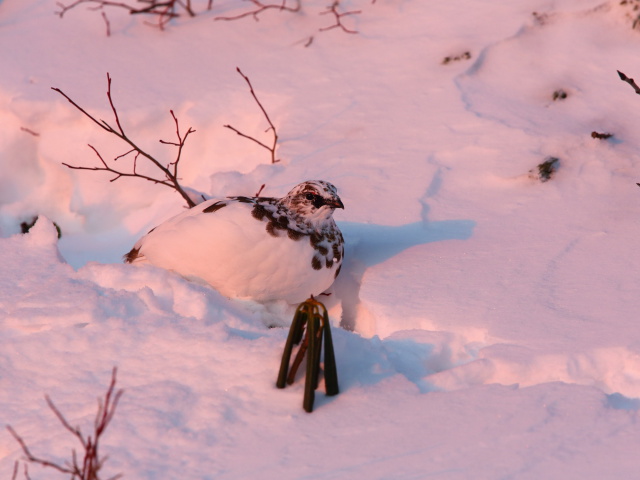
[2,0,640,478]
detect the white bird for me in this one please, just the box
[124,180,345,304]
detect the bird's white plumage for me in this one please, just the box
[125,180,344,304]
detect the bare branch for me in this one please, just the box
[54,74,198,208]
[101,11,111,36]
[319,0,361,34]
[618,71,640,188]
[105,73,124,135]
[45,395,86,445]
[55,0,196,31]
[591,131,613,140]
[214,0,300,22]
[6,367,124,480]
[6,425,78,476]
[63,144,179,186]
[223,124,272,151]
[224,67,280,164]
[52,84,116,135]
[20,127,40,137]
[161,110,196,175]
[618,70,640,95]
[95,367,124,437]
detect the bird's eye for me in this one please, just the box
[304,192,326,209]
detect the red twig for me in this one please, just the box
[105,74,124,135]
[6,368,124,480]
[160,110,196,169]
[618,70,640,95]
[319,1,361,34]
[214,0,300,22]
[55,0,196,31]
[224,67,280,164]
[20,127,40,137]
[6,426,76,476]
[101,11,111,36]
[54,73,198,208]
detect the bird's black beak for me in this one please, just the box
[330,197,345,209]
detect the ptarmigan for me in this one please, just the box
[124,180,344,304]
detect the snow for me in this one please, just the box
[2,0,640,478]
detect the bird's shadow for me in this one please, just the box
[328,219,475,331]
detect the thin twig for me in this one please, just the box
[64,145,175,186]
[224,67,280,163]
[6,368,124,480]
[6,425,78,476]
[53,73,197,207]
[319,0,361,34]
[160,110,196,172]
[45,395,85,443]
[101,11,111,36]
[214,0,300,22]
[591,131,613,140]
[619,71,640,188]
[20,127,40,137]
[618,70,640,94]
[105,73,124,135]
[55,0,195,31]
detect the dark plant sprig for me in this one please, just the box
[617,70,640,95]
[255,184,266,196]
[319,0,361,34]
[55,0,208,31]
[214,0,300,22]
[53,73,198,208]
[224,67,280,164]
[7,367,124,480]
[591,131,613,140]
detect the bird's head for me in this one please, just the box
[282,180,344,224]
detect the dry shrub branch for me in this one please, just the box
[214,0,300,21]
[319,1,361,34]
[7,368,124,480]
[617,69,640,188]
[224,67,281,164]
[52,69,281,205]
[53,73,198,208]
[618,70,640,95]
[56,0,375,40]
[55,0,211,31]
